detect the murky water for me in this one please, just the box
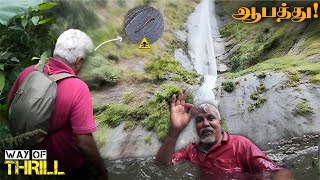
[105,153,318,180]
[105,136,319,180]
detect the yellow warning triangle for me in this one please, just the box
[138,37,151,49]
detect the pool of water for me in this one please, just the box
[105,137,319,180]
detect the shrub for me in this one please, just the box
[294,99,314,118]
[123,92,134,104]
[222,81,235,93]
[78,54,119,89]
[0,1,58,106]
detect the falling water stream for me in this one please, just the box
[189,0,218,107]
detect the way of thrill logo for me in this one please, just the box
[233,2,318,23]
[4,150,64,175]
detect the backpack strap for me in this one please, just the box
[35,63,46,72]
[49,73,76,82]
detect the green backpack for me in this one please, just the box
[9,63,75,140]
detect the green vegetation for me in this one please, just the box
[123,91,135,104]
[124,121,136,131]
[294,99,314,119]
[155,83,193,103]
[0,1,58,110]
[144,134,152,144]
[220,118,229,132]
[222,81,235,93]
[257,72,266,79]
[248,82,267,112]
[94,83,193,144]
[0,129,47,157]
[287,74,300,87]
[121,71,151,84]
[256,82,267,93]
[145,55,198,84]
[78,55,119,89]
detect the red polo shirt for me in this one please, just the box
[172,132,282,174]
[9,58,96,174]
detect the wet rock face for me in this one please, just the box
[100,123,162,160]
[218,72,320,150]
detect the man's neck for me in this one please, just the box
[53,55,77,74]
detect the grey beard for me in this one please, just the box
[200,136,216,144]
[199,127,215,144]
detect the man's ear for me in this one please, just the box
[75,58,83,69]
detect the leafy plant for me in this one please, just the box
[0,0,58,108]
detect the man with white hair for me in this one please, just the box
[156,90,292,178]
[9,29,108,178]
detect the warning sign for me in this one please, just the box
[138,37,151,49]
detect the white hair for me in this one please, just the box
[197,103,221,120]
[53,29,93,64]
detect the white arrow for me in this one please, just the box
[95,36,122,51]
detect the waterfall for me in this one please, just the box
[188,0,218,107]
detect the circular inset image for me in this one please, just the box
[125,6,164,44]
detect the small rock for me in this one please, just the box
[279,139,286,145]
[291,137,302,144]
[218,63,229,73]
[284,147,297,155]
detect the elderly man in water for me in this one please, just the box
[156,90,292,178]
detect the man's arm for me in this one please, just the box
[155,90,194,165]
[76,134,108,179]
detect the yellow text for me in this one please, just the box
[4,160,65,175]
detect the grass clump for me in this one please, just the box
[256,82,267,93]
[287,74,300,87]
[94,104,138,128]
[248,82,268,112]
[121,71,151,84]
[257,72,266,79]
[124,121,135,131]
[145,55,198,84]
[144,134,152,144]
[78,54,119,89]
[123,92,134,104]
[141,83,193,141]
[155,83,193,103]
[294,99,314,119]
[222,81,235,93]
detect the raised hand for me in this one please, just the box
[170,90,195,135]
